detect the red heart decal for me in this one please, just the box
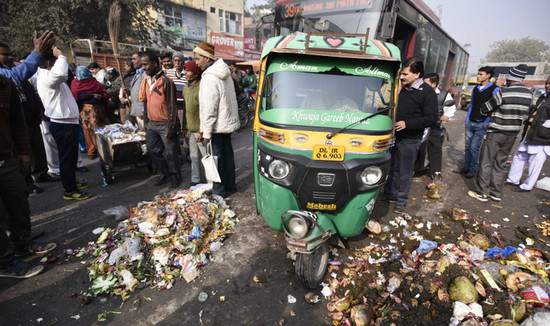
[324,37,344,48]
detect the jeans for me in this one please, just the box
[210,133,237,197]
[0,157,32,267]
[146,121,181,178]
[189,132,206,183]
[463,120,487,171]
[384,137,422,207]
[49,122,79,193]
[475,132,516,197]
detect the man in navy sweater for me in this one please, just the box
[382,58,438,213]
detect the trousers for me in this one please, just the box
[475,132,516,197]
[0,157,32,267]
[384,137,422,206]
[211,133,237,197]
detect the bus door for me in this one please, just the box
[443,52,455,90]
[392,17,416,62]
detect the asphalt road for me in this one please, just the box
[1,110,549,325]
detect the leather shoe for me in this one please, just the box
[453,168,469,174]
[511,186,531,192]
[36,173,60,183]
[76,166,89,172]
[170,175,181,188]
[465,170,476,179]
[154,174,170,186]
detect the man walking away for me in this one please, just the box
[0,75,55,278]
[139,50,181,188]
[382,58,438,213]
[37,47,91,200]
[468,64,533,202]
[193,42,240,197]
[506,77,550,192]
[455,67,499,178]
[423,73,456,186]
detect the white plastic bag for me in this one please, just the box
[201,142,221,183]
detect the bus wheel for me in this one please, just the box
[295,242,329,289]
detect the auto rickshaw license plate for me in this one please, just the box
[312,145,344,161]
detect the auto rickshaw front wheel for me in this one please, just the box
[295,242,329,289]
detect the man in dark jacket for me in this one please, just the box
[506,77,550,192]
[0,75,56,278]
[382,58,438,213]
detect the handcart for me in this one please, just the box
[94,132,152,185]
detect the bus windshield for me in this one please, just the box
[262,69,393,114]
[275,0,384,35]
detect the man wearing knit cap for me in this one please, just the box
[468,64,534,203]
[193,41,240,197]
[182,60,205,185]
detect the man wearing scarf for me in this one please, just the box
[70,66,109,158]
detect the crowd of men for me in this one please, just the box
[0,31,254,279]
[384,59,547,214]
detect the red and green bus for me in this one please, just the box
[274,0,469,92]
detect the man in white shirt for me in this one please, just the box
[36,47,91,200]
[422,73,456,186]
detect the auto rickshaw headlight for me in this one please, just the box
[268,160,290,180]
[288,216,309,238]
[360,166,383,185]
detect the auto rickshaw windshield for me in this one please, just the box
[261,69,393,115]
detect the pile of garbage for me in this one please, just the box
[72,187,237,299]
[95,121,146,144]
[321,208,550,326]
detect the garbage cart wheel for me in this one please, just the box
[100,159,113,185]
[295,242,329,289]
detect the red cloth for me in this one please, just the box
[70,78,109,108]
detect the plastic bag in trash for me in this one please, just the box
[415,240,438,254]
[103,206,130,221]
[521,309,550,326]
[485,246,525,259]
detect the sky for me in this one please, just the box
[246,0,550,75]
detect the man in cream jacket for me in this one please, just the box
[193,42,240,197]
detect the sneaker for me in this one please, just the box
[465,170,476,179]
[468,190,488,202]
[488,194,501,202]
[64,190,92,200]
[0,259,44,279]
[76,182,89,190]
[394,205,406,214]
[15,241,57,257]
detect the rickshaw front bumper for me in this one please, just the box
[282,210,332,254]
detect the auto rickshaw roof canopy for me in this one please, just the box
[261,33,401,64]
